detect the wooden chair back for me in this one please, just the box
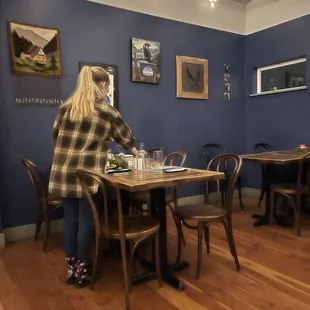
[203,143,229,173]
[254,143,274,153]
[206,154,242,216]
[21,157,47,209]
[164,151,186,167]
[76,169,125,241]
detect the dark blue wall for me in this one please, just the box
[0,0,245,228]
[244,15,310,188]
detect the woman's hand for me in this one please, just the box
[131,147,138,157]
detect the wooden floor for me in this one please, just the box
[1,197,310,310]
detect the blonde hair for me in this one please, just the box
[67,66,110,122]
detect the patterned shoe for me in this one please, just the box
[74,261,92,289]
[65,257,77,285]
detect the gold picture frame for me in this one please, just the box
[176,56,208,99]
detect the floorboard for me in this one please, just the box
[1,198,310,309]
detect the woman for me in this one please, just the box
[49,66,137,288]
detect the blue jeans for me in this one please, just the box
[63,197,94,262]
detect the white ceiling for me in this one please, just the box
[87,0,310,34]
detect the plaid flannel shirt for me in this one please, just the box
[48,101,135,198]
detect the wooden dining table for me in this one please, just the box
[107,168,224,291]
[241,150,308,226]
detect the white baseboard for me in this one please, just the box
[178,187,261,206]
[0,232,5,249]
[3,219,64,244]
[2,187,260,245]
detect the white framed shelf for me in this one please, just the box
[250,86,307,97]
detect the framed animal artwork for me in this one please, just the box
[79,61,119,110]
[8,20,62,77]
[176,56,208,99]
[131,37,160,84]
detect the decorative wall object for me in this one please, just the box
[131,37,160,84]
[8,20,62,106]
[176,56,208,99]
[224,73,230,81]
[224,64,231,100]
[224,93,231,100]
[79,61,119,110]
[8,21,62,77]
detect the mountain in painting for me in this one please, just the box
[14,27,48,48]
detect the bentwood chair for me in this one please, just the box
[175,154,242,279]
[21,157,63,252]
[203,143,244,212]
[131,151,187,248]
[254,143,275,208]
[270,151,310,237]
[76,169,162,310]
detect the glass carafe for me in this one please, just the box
[135,150,149,171]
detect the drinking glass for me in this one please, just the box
[152,150,165,173]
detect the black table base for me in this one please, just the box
[132,258,189,290]
[252,163,303,227]
[130,188,190,290]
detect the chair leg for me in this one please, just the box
[258,165,266,208]
[196,222,204,279]
[34,211,43,241]
[291,197,301,237]
[154,232,163,288]
[169,204,186,246]
[175,217,183,264]
[270,190,275,220]
[220,186,225,207]
[203,226,210,254]
[258,183,266,208]
[43,219,51,253]
[128,242,135,294]
[90,234,101,289]
[120,238,131,310]
[237,180,244,212]
[222,218,240,271]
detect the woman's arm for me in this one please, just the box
[52,112,62,146]
[52,106,66,146]
[110,112,136,152]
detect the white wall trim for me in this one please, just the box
[3,219,64,245]
[0,233,5,249]
[1,188,261,246]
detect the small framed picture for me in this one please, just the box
[224,73,230,81]
[225,83,230,91]
[224,93,231,100]
[224,64,231,73]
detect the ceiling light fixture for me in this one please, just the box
[209,0,217,8]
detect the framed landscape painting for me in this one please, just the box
[131,37,160,84]
[79,61,119,110]
[176,56,208,99]
[8,20,62,77]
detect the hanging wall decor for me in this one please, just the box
[131,37,160,84]
[79,61,119,110]
[176,56,208,99]
[8,20,63,105]
[224,64,231,100]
